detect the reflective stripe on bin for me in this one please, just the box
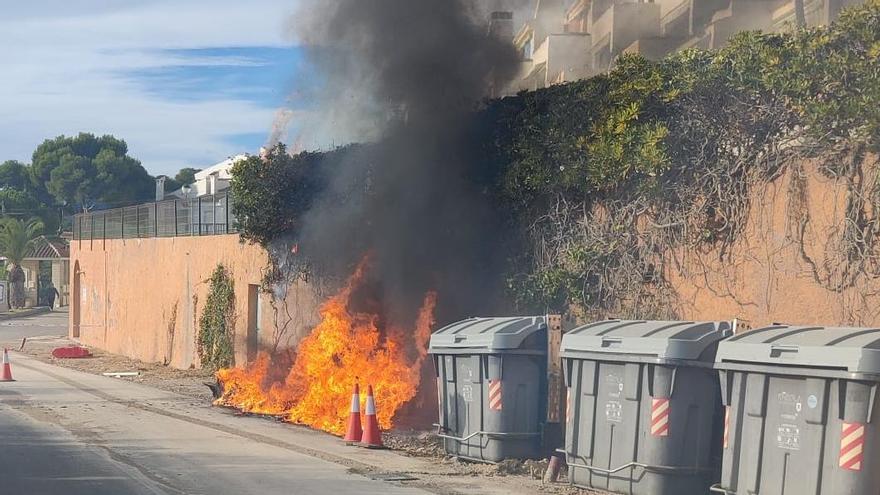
[489,380,502,411]
[723,406,730,449]
[651,398,670,437]
[839,422,865,471]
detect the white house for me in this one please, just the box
[159,154,250,201]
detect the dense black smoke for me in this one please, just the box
[288,0,521,323]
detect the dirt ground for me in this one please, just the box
[12,335,600,495]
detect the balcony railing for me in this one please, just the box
[72,192,237,241]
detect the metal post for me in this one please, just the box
[174,200,178,237]
[546,314,564,423]
[154,202,158,238]
[225,193,230,234]
[197,197,202,236]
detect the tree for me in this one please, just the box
[174,168,201,187]
[0,161,32,191]
[32,133,153,211]
[0,188,40,213]
[0,163,58,234]
[0,217,44,309]
[230,143,341,246]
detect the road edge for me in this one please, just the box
[0,307,51,321]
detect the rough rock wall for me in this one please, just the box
[669,156,880,329]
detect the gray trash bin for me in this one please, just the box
[713,324,880,495]
[561,320,732,494]
[429,316,548,462]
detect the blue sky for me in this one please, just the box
[128,47,307,105]
[0,0,311,176]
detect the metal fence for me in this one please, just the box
[73,192,237,241]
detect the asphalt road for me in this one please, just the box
[0,405,165,495]
[0,313,430,495]
[0,309,67,342]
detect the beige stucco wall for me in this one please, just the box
[70,235,320,369]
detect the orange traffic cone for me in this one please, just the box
[360,385,383,448]
[343,382,363,443]
[0,349,14,382]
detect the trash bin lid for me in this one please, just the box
[561,320,731,363]
[715,324,880,374]
[428,316,547,354]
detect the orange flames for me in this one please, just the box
[215,259,437,435]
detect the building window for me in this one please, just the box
[522,36,534,60]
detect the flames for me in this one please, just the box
[215,259,437,435]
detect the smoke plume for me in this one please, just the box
[287,0,521,322]
[266,108,295,148]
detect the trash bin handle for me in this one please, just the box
[555,449,713,476]
[433,424,540,442]
[601,337,623,347]
[770,344,799,357]
[709,484,736,494]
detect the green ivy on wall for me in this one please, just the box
[198,264,236,370]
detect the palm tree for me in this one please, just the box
[0,218,44,309]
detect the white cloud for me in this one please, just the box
[0,0,305,175]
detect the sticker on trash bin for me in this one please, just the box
[461,384,473,402]
[807,395,818,409]
[606,401,622,423]
[606,374,623,399]
[777,391,802,421]
[777,423,801,451]
[462,365,475,382]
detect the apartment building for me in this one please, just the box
[511,0,593,91]
[505,0,865,92]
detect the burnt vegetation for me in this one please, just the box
[232,1,880,323]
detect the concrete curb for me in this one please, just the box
[0,307,51,320]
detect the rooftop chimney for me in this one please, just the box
[155,176,166,202]
[207,172,220,196]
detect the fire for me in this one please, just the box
[215,259,438,435]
